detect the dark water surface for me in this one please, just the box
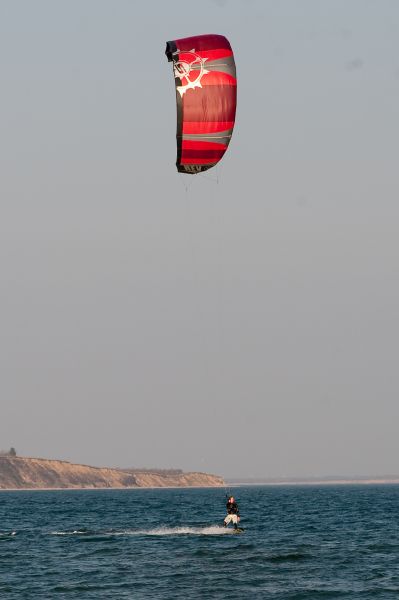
[1,485,399,599]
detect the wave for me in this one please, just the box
[50,530,90,536]
[50,526,236,537]
[0,531,16,537]
[123,526,236,536]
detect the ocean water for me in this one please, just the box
[1,485,399,599]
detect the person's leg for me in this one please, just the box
[232,515,238,530]
[224,515,232,527]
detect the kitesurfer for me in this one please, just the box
[223,496,240,529]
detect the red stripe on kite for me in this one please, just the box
[198,72,237,87]
[182,140,228,151]
[182,120,235,135]
[175,34,232,52]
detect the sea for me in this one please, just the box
[1,485,399,599]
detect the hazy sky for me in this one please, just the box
[1,0,399,478]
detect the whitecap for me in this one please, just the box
[120,526,235,536]
[50,530,88,536]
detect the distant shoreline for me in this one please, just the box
[0,485,223,492]
[3,479,399,492]
[226,479,399,487]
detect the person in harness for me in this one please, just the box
[223,496,240,529]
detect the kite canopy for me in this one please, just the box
[165,34,237,174]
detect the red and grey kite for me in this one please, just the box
[165,34,237,174]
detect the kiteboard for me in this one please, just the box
[233,528,244,534]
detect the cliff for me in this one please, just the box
[123,469,223,488]
[0,456,224,490]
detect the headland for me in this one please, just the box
[0,456,224,490]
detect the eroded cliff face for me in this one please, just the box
[0,457,137,489]
[128,471,224,488]
[0,457,224,489]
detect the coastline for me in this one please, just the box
[0,456,224,490]
[0,485,224,492]
[227,479,399,487]
[3,479,399,491]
